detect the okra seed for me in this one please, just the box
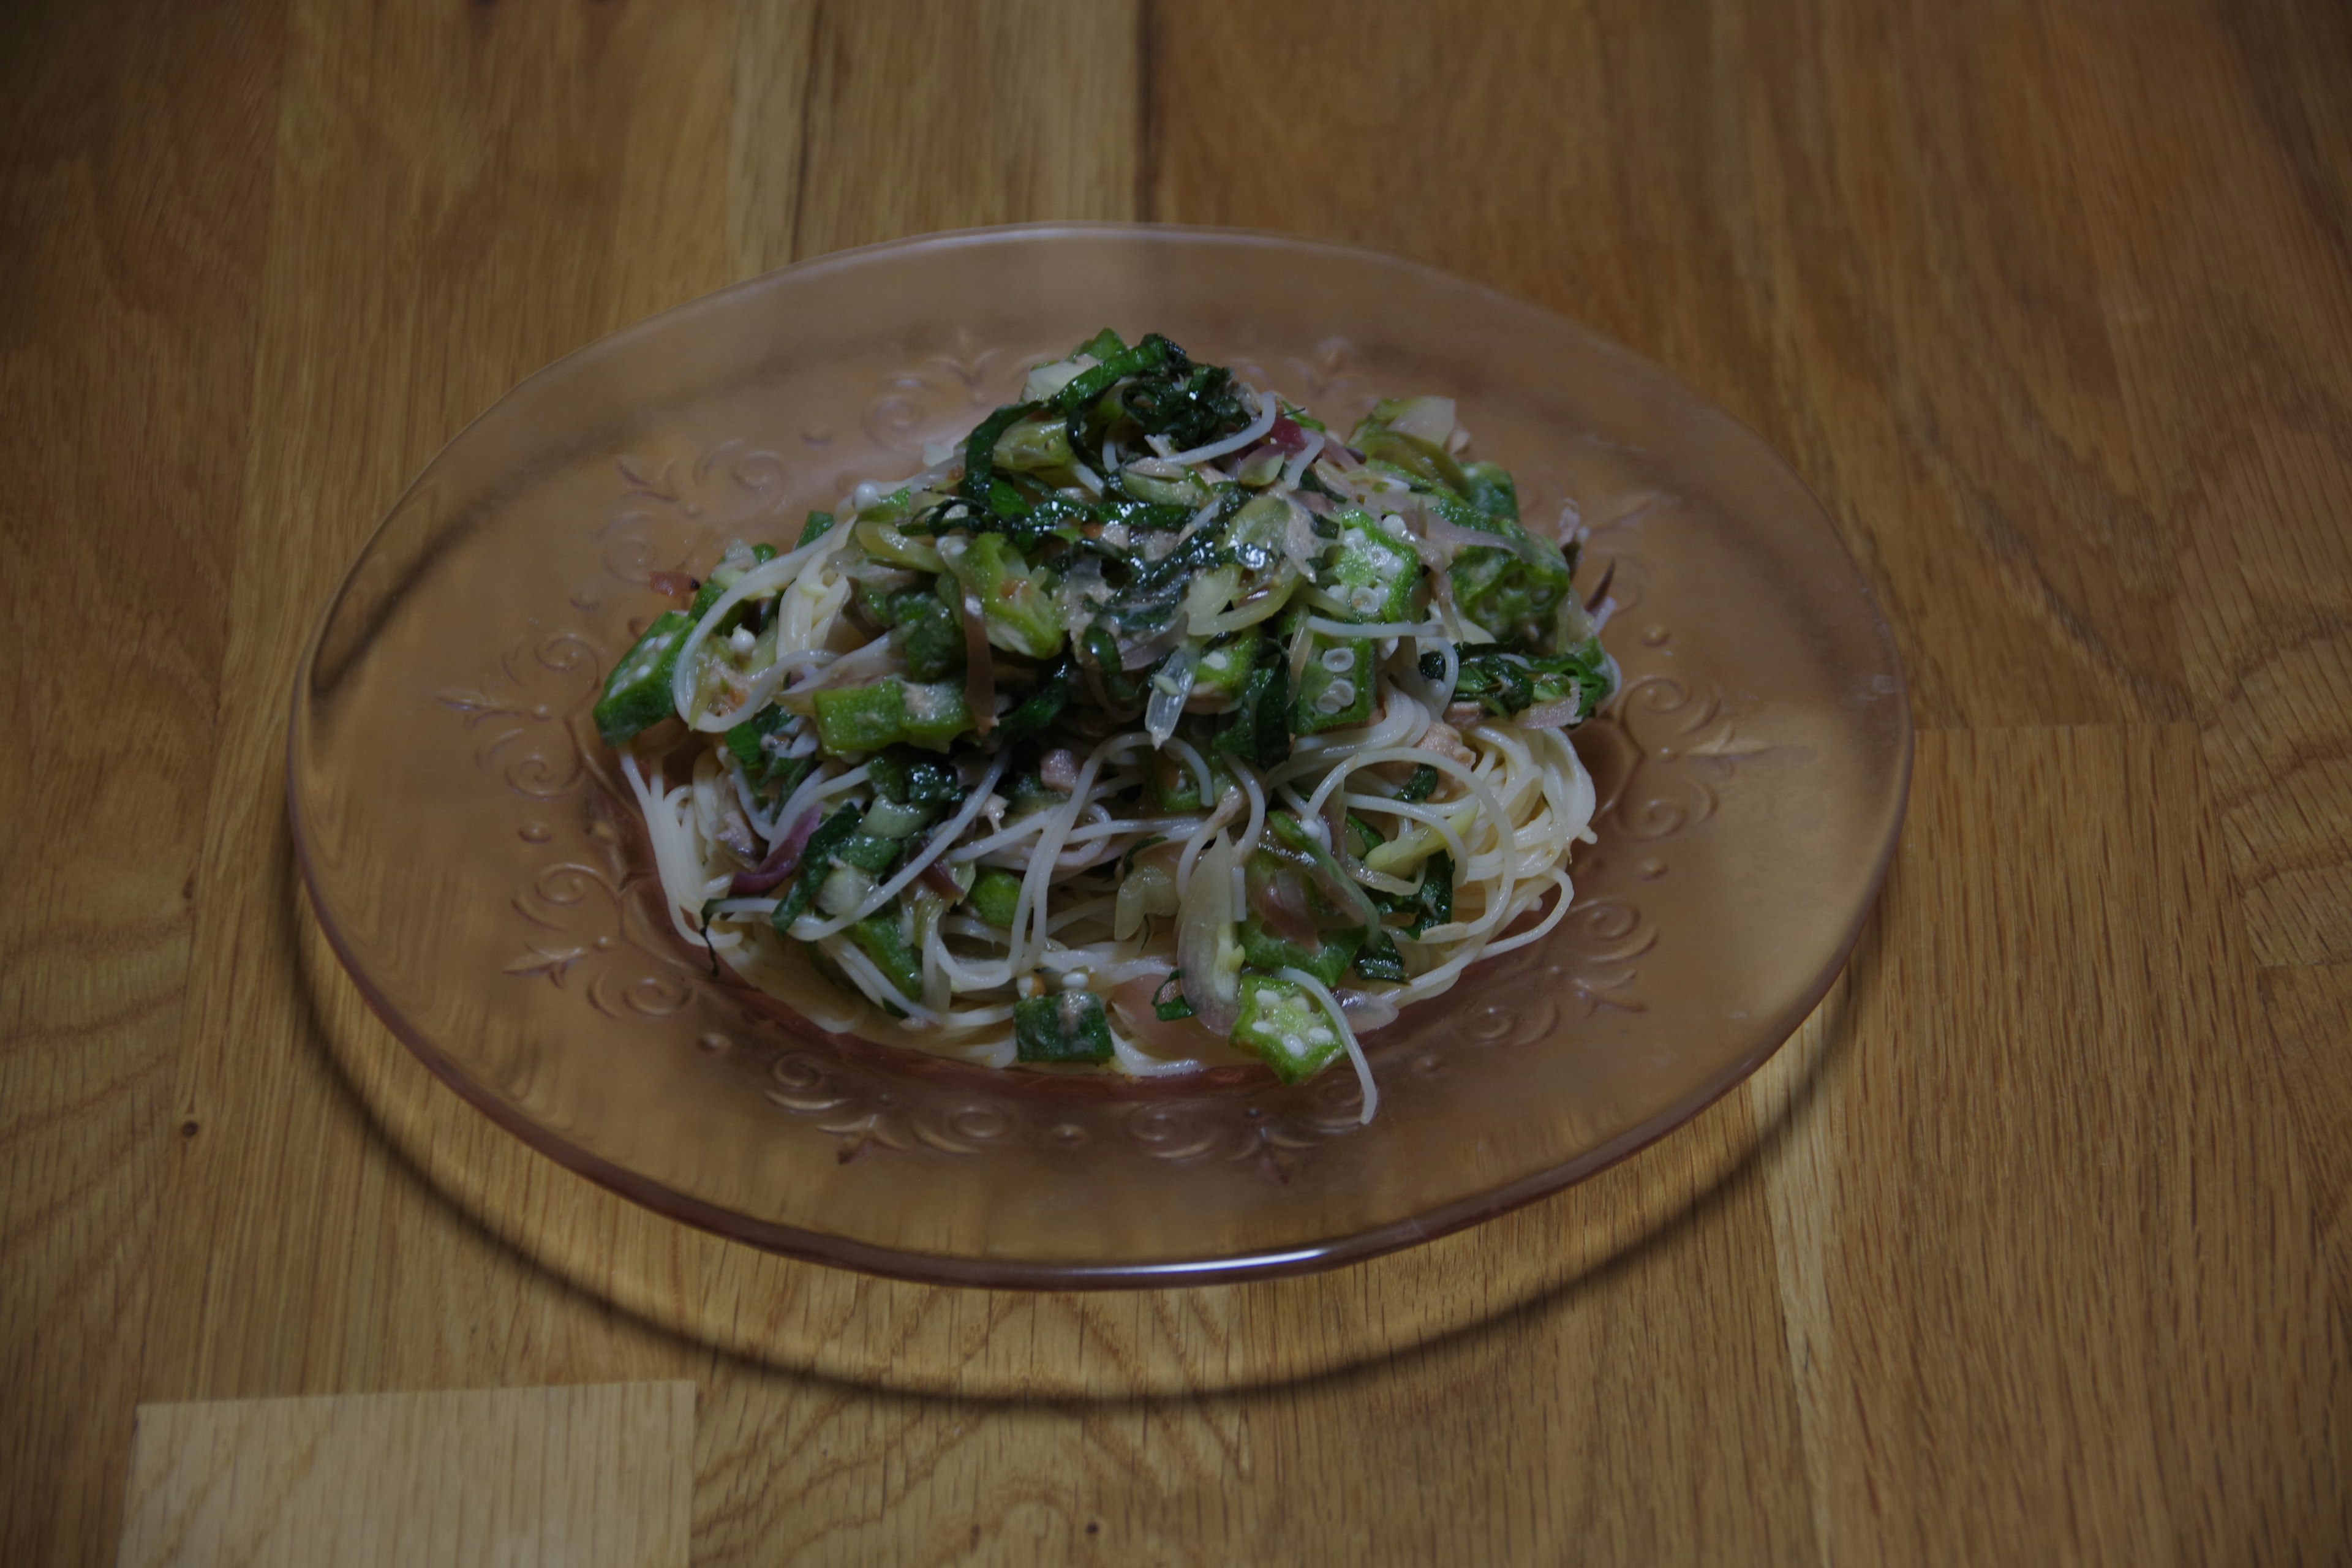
[1321,647,1355,673]
[1061,969,1090,992]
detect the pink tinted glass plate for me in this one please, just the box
[289,224,1910,1287]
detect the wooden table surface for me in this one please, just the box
[6,1,2348,1562]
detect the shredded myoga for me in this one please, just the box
[592,331,1617,1121]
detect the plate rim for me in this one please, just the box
[287,220,1915,1289]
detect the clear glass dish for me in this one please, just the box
[288,224,1910,1288]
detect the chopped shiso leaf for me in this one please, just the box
[595,328,1619,1112]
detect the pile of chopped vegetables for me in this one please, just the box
[595,330,1613,1120]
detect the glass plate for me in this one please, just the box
[289,224,1910,1288]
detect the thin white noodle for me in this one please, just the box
[1300,758,1368,831]
[1340,793,1476,881]
[818,966,1020,1040]
[1434,641,1461,707]
[935,952,1013,992]
[1101,955,1175,984]
[951,810,1199,866]
[1174,787,1242,897]
[1275,692,1427,771]
[622,750,724,944]
[806,763,873,802]
[1275,967,1378,1125]
[1107,1019,1203,1077]
[1298,734,1462,829]
[920,914,952,1012]
[1348,741,1517,928]
[1232,763,1269,861]
[1044,895,1118,934]
[931,1003,1020,1030]
[1162,734,1215,808]
[612,372,1611,1103]
[1281,426,1326,488]
[669,528,848,722]
[820,935,939,1023]
[948,807,1055,864]
[1231,761,1270,913]
[1011,734,1144,972]
[790,752,1009,940]
[1162,385,1279,466]
[980,835,1127,877]
[1302,616,1447,642]
[726,758,778,841]
[1478,869,1577,957]
[700,646,833,734]
[1275,782,1322,841]
[1058,813,1203,845]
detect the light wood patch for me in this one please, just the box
[115,1383,692,1568]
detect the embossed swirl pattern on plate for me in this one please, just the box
[435,339,1777,1170]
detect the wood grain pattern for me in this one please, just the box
[1765,726,2345,1563]
[290,845,1812,1403]
[1150,0,2186,731]
[0,4,287,1562]
[1155,2,2352,966]
[0,0,2342,1562]
[144,0,740,1411]
[115,1382,693,1568]
[2264,963,2352,1322]
[783,0,1139,262]
[726,0,1138,277]
[2057,3,2352,967]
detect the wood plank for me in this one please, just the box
[2180,450,2352,966]
[725,1,820,279]
[2262,964,2352,1323]
[1762,725,2345,1563]
[127,7,1155,1564]
[0,2,2337,1562]
[671,1077,1818,1563]
[292,801,1820,1395]
[728,0,1141,278]
[145,0,739,1408]
[284,875,1818,1558]
[151,719,2352,1562]
[2021,1,2352,967]
[1145,1,2153,731]
[0,4,287,1563]
[761,0,1140,267]
[690,726,2350,1565]
[115,1383,693,1568]
[1150,0,2352,766]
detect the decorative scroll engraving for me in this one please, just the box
[444,335,1757,1172]
[862,330,1020,456]
[509,859,700,1020]
[435,632,603,800]
[597,440,798,595]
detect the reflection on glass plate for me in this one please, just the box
[290,225,1910,1287]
